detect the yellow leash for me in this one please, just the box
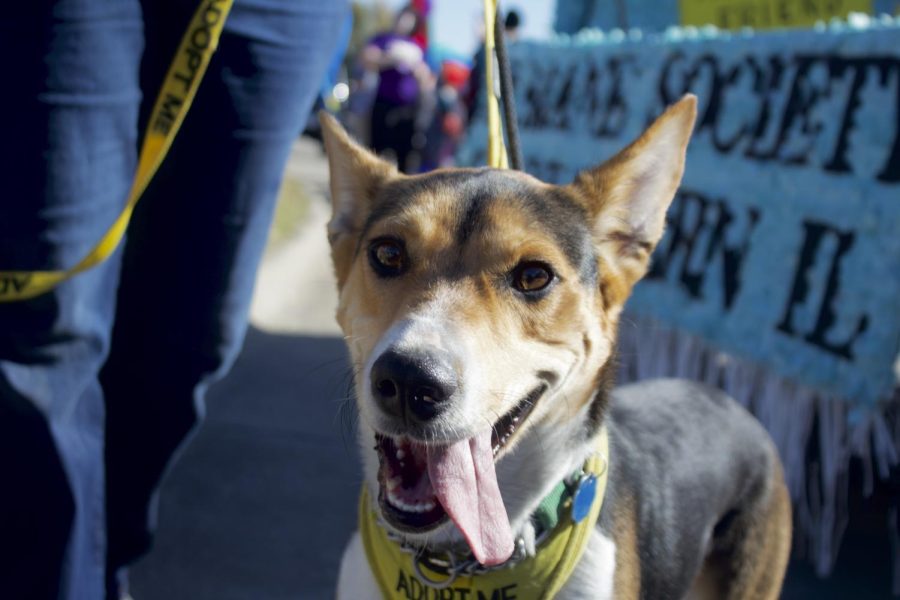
[483,0,509,170]
[0,0,234,302]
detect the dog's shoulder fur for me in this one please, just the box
[561,379,791,599]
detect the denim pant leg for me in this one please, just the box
[0,2,143,598]
[100,0,349,572]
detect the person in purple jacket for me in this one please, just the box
[361,6,434,173]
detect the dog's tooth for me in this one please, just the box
[409,500,433,513]
[388,488,405,507]
[396,448,406,460]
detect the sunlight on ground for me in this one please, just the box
[250,138,342,337]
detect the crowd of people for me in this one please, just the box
[340,4,522,173]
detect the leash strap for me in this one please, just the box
[0,0,234,302]
[491,1,523,171]
[483,0,508,170]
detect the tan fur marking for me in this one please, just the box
[612,492,641,600]
[690,457,792,600]
[729,462,792,600]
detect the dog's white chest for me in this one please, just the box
[556,530,617,599]
[337,531,381,600]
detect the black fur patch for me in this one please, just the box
[586,342,618,436]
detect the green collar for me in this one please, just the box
[533,476,572,533]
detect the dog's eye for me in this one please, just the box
[511,262,554,293]
[368,238,407,277]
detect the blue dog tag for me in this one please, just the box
[571,475,597,523]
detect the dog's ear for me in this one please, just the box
[568,95,697,309]
[318,111,399,286]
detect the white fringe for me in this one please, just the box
[616,314,899,578]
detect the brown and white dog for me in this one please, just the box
[320,96,792,599]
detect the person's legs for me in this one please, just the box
[392,109,416,173]
[370,99,417,173]
[0,2,143,597]
[101,0,349,577]
[370,97,392,158]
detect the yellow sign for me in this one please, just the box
[680,0,872,30]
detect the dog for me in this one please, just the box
[320,95,791,599]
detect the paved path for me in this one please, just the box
[249,139,342,338]
[129,139,892,599]
[131,139,356,599]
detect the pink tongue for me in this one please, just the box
[426,429,514,566]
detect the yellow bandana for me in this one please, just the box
[359,427,609,600]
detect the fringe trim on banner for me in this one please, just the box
[616,314,900,586]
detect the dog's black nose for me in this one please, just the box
[370,349,457,423]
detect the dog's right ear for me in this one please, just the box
[567,95,697,311]
[318,112,399,287]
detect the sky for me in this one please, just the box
[361,0,555,56]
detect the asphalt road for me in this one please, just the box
[129,138,354,599]
[129,139,894,599]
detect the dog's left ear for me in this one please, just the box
[319,112,399,287]
[568,94,697,308]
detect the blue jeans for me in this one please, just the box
[0,1,348,597]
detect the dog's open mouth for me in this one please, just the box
[374,384,545,565]
[376,436,446,530]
